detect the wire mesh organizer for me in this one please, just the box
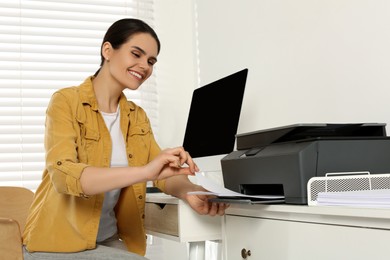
[307,171,390,206]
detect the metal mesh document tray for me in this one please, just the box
[307,172,390,206]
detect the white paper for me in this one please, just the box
[316,188,390,208]
[188,172,284,199]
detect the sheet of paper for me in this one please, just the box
[188,172,284,199]
[316,188,390,208]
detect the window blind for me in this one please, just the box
[0,0,158,191]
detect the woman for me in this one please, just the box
[22,18,228,259]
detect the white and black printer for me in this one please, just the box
[221,123,390,204]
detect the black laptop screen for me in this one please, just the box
[183,68,248,158]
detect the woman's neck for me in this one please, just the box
[92,72,122,113]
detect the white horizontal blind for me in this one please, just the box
[0,0,158,191]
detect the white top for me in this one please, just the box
[96,106,128,242]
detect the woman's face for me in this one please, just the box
[104,32,158,90]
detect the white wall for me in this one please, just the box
[155,0,390,148]
[154,0,198,149]
[195,0,390,135]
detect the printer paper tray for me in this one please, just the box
[209,196,285,205]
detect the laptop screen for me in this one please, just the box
[183,68,248,158]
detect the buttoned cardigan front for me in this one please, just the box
[23,76,165,256]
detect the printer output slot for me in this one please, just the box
[240,147,265,158]
[239,184,284,196]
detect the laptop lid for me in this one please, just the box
[183,68,248,158]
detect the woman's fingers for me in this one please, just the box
[184,151,199,173]
[163,147,199,173]
[217,203,229,216]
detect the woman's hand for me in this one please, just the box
[143,147,199,181]
[163,172,229,216]
[185,192,230,216]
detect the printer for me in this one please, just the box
[221,123,390,205]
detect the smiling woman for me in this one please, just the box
[21,18,167,260]
[20,17,229,260]
[0,1,158,191]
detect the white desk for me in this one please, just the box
[145,193,222,260]
[222,203,390,260]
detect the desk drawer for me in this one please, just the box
[145,202,178,236]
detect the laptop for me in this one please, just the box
[183,68,248,158]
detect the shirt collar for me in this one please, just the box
[78,76,136,113]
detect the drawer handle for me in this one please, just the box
[241,248,251,259]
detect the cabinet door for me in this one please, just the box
[224,215,390,260]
